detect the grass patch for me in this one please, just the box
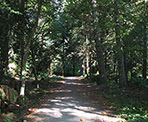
[101,86,148,122]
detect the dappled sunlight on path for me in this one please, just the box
[24,77,125,122]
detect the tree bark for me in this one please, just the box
[119,53,127,86]
[92,0,107,83]
[82,58,86,76]
[72,55,75,76]
[86,51,89,76]
[0,15,10,80]
[30,41,38,81]
[19,0,42,96]
[62,38,65,77]
[142,24,147,79]
[114,1,127,86]
[95,33,107,82]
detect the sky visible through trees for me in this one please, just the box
[0,0,148,93]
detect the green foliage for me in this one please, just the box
[0,85,18,104]
[0,0,148,118]
[0,2,22,15]
[18,96,29,106]
[5,117,12,122]
[102,87,148,122]
[86,75,100,84]
[128,118,148,122]
[130,77,148,89]
[0,88,5,100]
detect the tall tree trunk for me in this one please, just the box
[62,38,65,77]
[19,0,26,96]
[30,41,38,81]
[0,53,4,81]
[114,1,127,86]
[48,56,53,76]
[62,59,65,76]
[72,55,75,76]
[142,24,147,79]
[119,53,127,86]
[82,58,86,76]
[86,51,89,76]
[20,0,42,96]
[95,33,107,82]
[92,0,107,82]
[0,18,9,80]
[86,35,90,76]
[89,53,92,78]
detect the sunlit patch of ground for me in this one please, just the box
[24,77,125,122]
[51,89,72,93]
[64,77,81,80]
[27,103,125,122]
[57,80,67,84]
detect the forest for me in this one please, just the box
[0,0,148,122]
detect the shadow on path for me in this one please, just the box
[23,77,125,122]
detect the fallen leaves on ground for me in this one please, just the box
[101,111,107,115]
[80,118,86,122]
[28,108,38,112]
[26,114,33,118]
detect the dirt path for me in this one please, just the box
[23,77,125,122]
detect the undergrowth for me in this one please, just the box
[0,76,62,122]
[85,75,148,122]
[101,86,148,122]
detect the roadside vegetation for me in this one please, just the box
[0,76,63,121]
[86,75,148,122]
[0,0,148,121]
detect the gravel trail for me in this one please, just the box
[24,77,125,122]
